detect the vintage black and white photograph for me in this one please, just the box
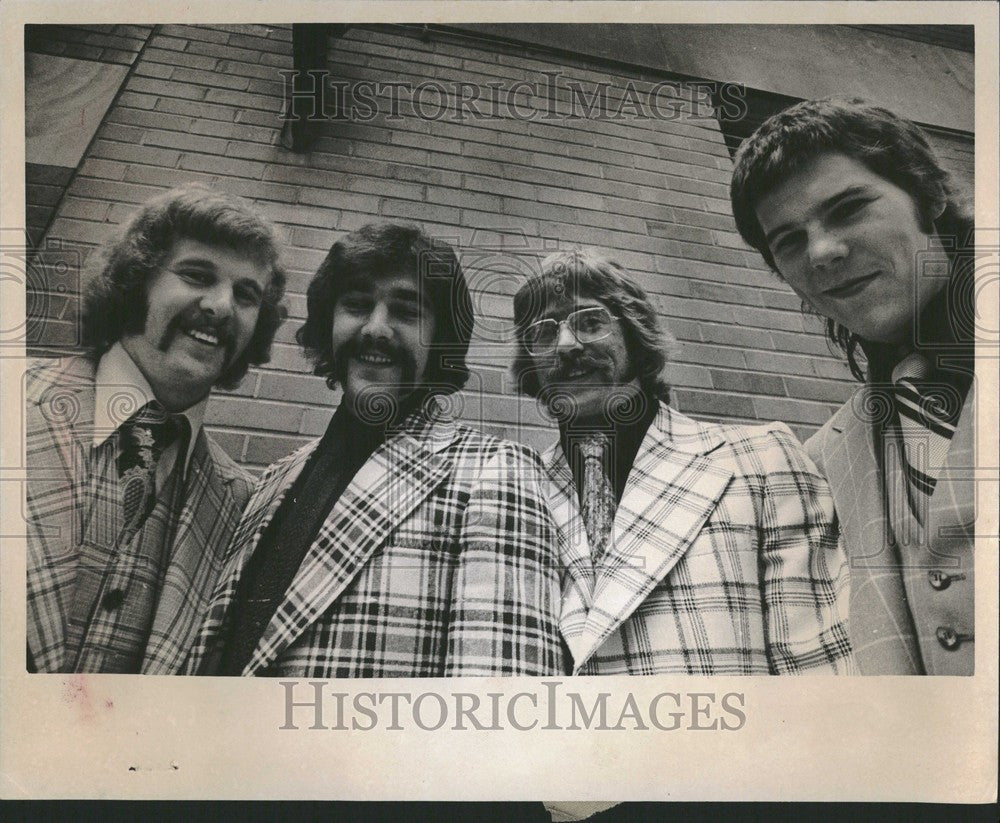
[2,0,997,808]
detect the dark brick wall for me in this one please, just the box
[24,23,155,339]
[32,24,973,470]
[26,24,153,66]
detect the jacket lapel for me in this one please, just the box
[25,357,97,673]
[926,386,975,550]
[541,441,596,665]
[142,432,244,675]
[244,413,456,675]
[574,404,731,670]
[545,403,732,672]
[820,388,923,674]
[183,441,317,673]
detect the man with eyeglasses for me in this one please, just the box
[512,249,855,675]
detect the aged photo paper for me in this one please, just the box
[1,0,997,804]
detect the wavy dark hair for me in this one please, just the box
[81,183,287,390]
[296,222,473,394]
[730,97,973,382]
[511,249,672,402]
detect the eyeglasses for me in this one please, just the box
[522,306,619,355]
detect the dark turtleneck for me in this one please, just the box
[558,391,660,508]
[213,390,427,676]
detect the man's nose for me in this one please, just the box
[200,283,235,320]
[361,302,392,339]
[806,226,849,270]
[553,321,582,355]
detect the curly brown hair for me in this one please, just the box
[81,184,287,390]
[296,222,474,395]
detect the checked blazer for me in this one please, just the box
[183,400,564,677]
[542,401,856,675]
[25,356,254,674]
[806,385,975,675]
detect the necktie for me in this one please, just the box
[579,434,616,565]
[116,402,184,538]
[891,352,960,523]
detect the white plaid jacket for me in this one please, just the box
[183,401,565,677]
[542,402,855,675]
[806,385,975,675]
[25,356,253,674]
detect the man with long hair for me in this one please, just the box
[26,184,287,674]
[187,222,563,677]
[731,98,975,675]
[511,249,853,675]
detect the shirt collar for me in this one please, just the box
[891,351,932,384]
[93,342,208,469]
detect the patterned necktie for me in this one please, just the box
[116,402,184,537]
[891,352,960,523]
[579,434,616,565]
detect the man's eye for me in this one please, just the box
[830,199,868,221]
[393,304,420,321]
[339,296,370,312]
[236,287,262,306]
[179,269,210,284]
[771,232,803,256]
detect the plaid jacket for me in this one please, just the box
[25,356,253,674]
[183,401,564,677]
[542,402,855,675]
[806,385,975,675]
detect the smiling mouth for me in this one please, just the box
[355,352,397,367]
[184,328,221,347]
[825,272,879,298]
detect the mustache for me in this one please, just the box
[548,352,610,381]
[161,310,237,360]
[334,338,418,379]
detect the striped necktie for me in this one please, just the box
[891,352,960,523]
[579,434,616,566]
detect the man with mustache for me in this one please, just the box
[187,222,563,677]
[730,98,976,674]
[512,250,854,674]
[26,184,287,673]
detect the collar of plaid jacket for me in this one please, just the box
[25,355,247,674]
[541,401,730,669]
[184,395,463,675]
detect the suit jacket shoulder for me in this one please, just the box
[447,420,546,470]
[201,432,254,508]
[804,394,859,476]
[25,354,96,405]
[699,415,824,481]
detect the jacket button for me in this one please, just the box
[102,589,125,611]
[936,626,973,650]
[928,571,965,590]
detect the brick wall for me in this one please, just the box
[32,23,971,471]
[25,25,154,245]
